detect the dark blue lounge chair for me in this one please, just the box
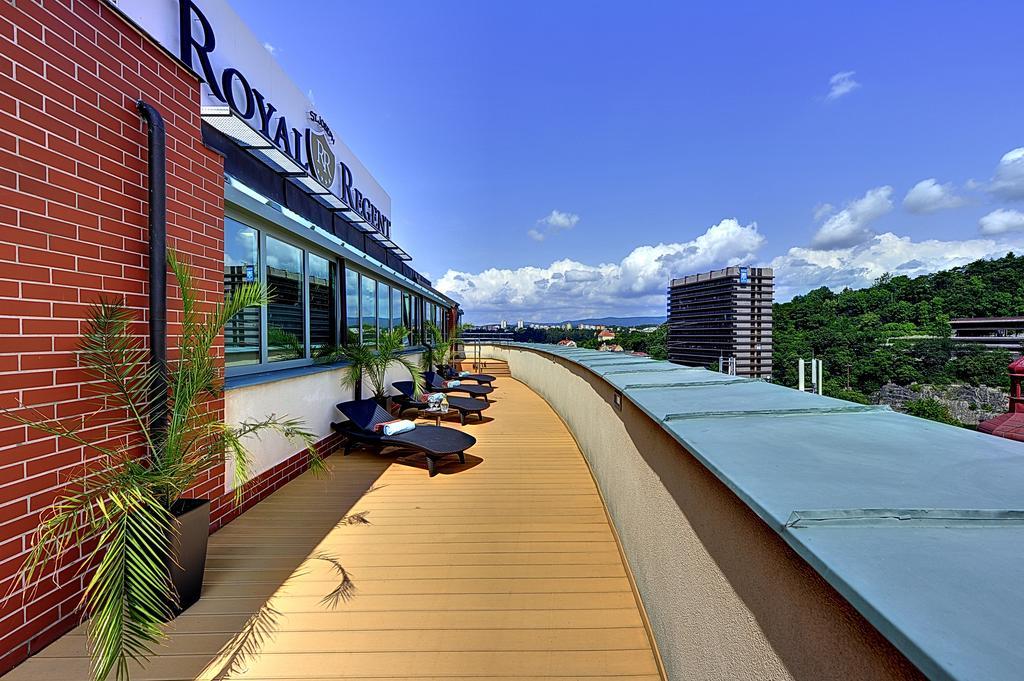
[423,371,494,401]
[331,398,476,476]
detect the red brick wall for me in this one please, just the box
[0,1,332,673]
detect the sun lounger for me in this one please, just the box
[331,398,476,476]
[392,381,491,425]
[423,371,494,401]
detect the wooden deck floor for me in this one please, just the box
[3,377,662,680]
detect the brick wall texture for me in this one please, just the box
[0,0,329,673]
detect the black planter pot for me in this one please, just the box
[164,498,210,619]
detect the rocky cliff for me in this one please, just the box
[873,383,1009,426]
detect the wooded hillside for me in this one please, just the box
[772,252,1024,402]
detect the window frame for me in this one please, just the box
[223,216,262,369]
[343,264,427,348]
[265,233,307,365]
[307,251,337,357]
[225,208,343,377]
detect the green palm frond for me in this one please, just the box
[85,487,174,681]
[211,414,322,503]
[78,299,159,455]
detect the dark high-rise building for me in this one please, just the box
[667,266,774,379]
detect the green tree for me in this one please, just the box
[904,398,961,426]
[772,252,1024,395]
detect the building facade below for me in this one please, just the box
[667,266,773,379]
[950,317,1024,355]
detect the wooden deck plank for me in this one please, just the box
[39,628,655,656]
[2,377,661,680]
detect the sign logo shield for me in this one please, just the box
[307,131,336,189]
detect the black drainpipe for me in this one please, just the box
[137,100,168,451]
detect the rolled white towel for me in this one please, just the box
[445,380,462,387]
[381,419,415,436]
[458,371,470,377]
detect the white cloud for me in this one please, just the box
[263,42,276,55]
[439,218,764,320]
[979,208,1024,235]
[527,209,580,241]
[988,148,1024,200]
[441,217,1024,320]
[540,209,580,230]
[813,203,834,221]
[810,186,893,250]
[903,178,965,214]
[826,71,860,100]
[772,232,1024,301]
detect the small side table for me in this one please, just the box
[421,407,449,426]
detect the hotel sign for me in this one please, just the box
[115,0,392,238]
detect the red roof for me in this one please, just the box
[979,413,1024,443]
[1010,355,1024,374]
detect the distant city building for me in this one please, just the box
[950,317,1024,355]
[556,338,577,348]
[563,322,572,331]
[667,266,774,379]
[516,320,524,330]
[979,356,1024,442]
[597,329,616,341]
[499,319,507,330]
[598,343,624,352]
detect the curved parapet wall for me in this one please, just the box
[479,343,1024,681]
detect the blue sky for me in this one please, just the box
[235,1,1024,323]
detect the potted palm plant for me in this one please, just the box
[426,321,471,376]
[3,251,321,681]
[424,321,451,374]
[338,326,424,408]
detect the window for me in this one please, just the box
[411,295,420,343]
[402,292,412,346]
[266,236,305,362]
[223,213,342,374]
[361,275,377,346]
[341,268,422,348]
[309,253,336,355]
[426,301,437,336]
[391,289,402,337]
[224,218,260,367]
[377,282,391,336]
[345,268,359,344]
